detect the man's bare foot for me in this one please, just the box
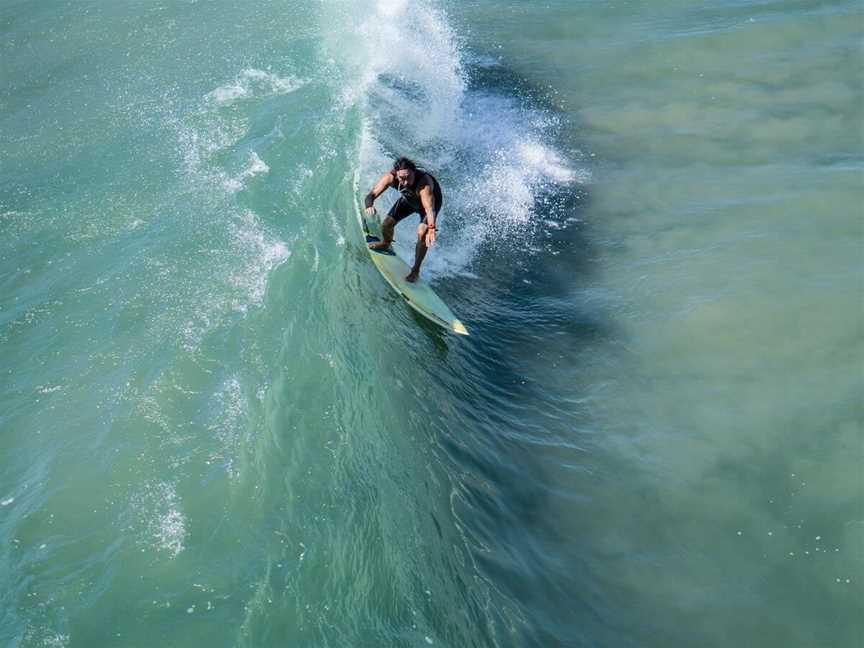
[405,270,419,283]
[368,240,391,251]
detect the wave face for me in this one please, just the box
[1,0,861,647]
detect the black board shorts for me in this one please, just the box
[387,185,444,224]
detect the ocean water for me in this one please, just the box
[1,0,861,646]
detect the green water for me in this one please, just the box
[1,1,862,646]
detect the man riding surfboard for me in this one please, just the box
[363,157,442,283]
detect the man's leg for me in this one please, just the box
[405,223,429,283]
[368,216,396,250]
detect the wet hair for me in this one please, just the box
[392,157,417,173]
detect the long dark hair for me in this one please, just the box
[392,157,417,173]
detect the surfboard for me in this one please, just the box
[354,190,469,336]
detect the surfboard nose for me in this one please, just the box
[453,320,469,336]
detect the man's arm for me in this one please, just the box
[418,183,437,248]
[364,172,395,214]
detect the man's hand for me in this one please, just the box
[424,226,436,248]
[365,206,377,216]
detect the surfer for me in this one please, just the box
[363,157,442,283]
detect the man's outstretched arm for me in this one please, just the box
[364,172,395,214]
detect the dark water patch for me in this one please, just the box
[385,57,636,646]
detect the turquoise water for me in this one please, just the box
[2,1,862,646]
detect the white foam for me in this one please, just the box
[290,166,315,195]
[338,0,465,141]
[210,81,248,104]
[466,52,502,69]
[162,74,292,351]
[164,205,289,351]
[134,481,187,557]
[208,377,248,478]
[517,141,579,184]
[224,151,270,193]
[208,68,305,105]
[338,1,589,281]
[173,111,247,180]
[227,210,290,312]
[156,506,186,556]
[22,628,69,648]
